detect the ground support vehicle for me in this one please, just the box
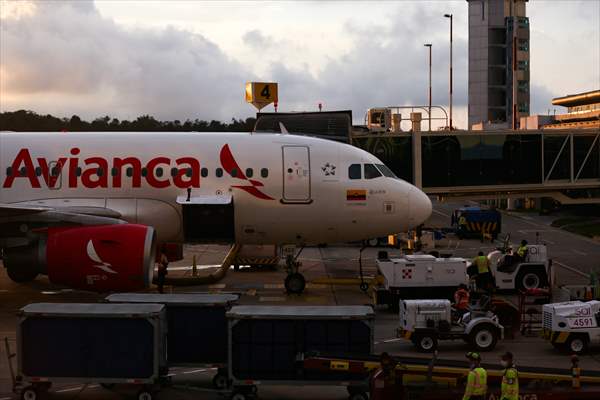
[304,354,600,400]
[452,206,501,240]
[543,300,600,354]
[226,305,375,400]
[105,293,239,389]
[397,299,504,352]
[14,303,167,400]
[485,243,551,291]
[375,254,469,310]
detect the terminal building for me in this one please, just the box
[467,0,530,130]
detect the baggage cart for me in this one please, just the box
[106,292,238,388]
[226,305,374,400]
[16,303,167,400]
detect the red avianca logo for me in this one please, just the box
[3,145,274,200]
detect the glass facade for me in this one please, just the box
[353,133,599,189]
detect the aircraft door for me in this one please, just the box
[282,146,311,203]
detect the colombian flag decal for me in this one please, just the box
[346,189,367,201]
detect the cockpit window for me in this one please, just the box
[348,164,361,179]
[376,164,398,178]
[364,164,382,179]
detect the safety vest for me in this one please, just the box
[454,288,470,310]
[463,367,487,400]
[474,256,490,274]
[501,367,519,400]
[517,245,527,258]
[459,216,467,226]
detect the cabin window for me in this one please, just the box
[126,167,133,177]
[111,168,119,177]
[376,164,397,178]
[20,167,27,177]
[95,167,103,177]
[76,167,82,177]
[141,168,148,177]
[246,168,253,178]
[5,167,12,176]
[185,168,193,177]
[156,168,163,177]
[231,168,238,177]
[171,167,178,177]
[364,164,382,179]
[201,168,208,177]
[261,168,269,178]
[216,168,223,178]
[348,164,361,179]
[35,167,42,177]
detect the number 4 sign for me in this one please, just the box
[245,82,278,110]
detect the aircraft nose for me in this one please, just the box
[409,187,432,226]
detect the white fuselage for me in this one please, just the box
[0,131,431,245]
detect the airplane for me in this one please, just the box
[0,131,432,293]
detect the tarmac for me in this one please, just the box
[0,200,599,399]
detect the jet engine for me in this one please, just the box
[3,224,156,292]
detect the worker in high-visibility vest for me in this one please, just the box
[473,251,494,293]
[463,352,487,400]
[516,240,528,261]
[500,351,519,400]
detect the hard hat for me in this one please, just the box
[466,352,481,361]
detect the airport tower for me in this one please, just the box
[467,0,530,129]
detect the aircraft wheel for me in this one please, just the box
[285,273,306,294]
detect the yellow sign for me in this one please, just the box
[245,82,278,110]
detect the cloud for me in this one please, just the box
[243,29,275,49]
[0,0,256,121]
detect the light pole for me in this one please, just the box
[444,13,453,130]
[424,43,432,131]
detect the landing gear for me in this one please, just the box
[283,250,306,294]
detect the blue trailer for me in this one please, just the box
[451,206,502,240]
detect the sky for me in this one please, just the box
[0,0,599,129]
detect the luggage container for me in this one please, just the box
[106,292,239,388]
[227,305,374,400]
[16,303,167,400]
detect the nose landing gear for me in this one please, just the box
[283,248,306,294]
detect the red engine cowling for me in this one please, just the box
[46,224,156,292]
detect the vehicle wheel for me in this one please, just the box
[6,266,38,283]
[231,393,247,400]
[567,335,589,355]
[349,392,368,400]
[414,334,437,352]
[367,238,380,247]
[469,324,498,352]
[137,389,154,400]
[285,273,306,294]
[212,372,229,390]
[21,387,38,400]
[516,269,544,291]
[359,282,369,292]
[233,264,240,271]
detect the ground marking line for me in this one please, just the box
[382,338,402,343]
[572,249,587,256]
[182,369,207,374]
[432,209,450,218]
[554,261,590,279]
